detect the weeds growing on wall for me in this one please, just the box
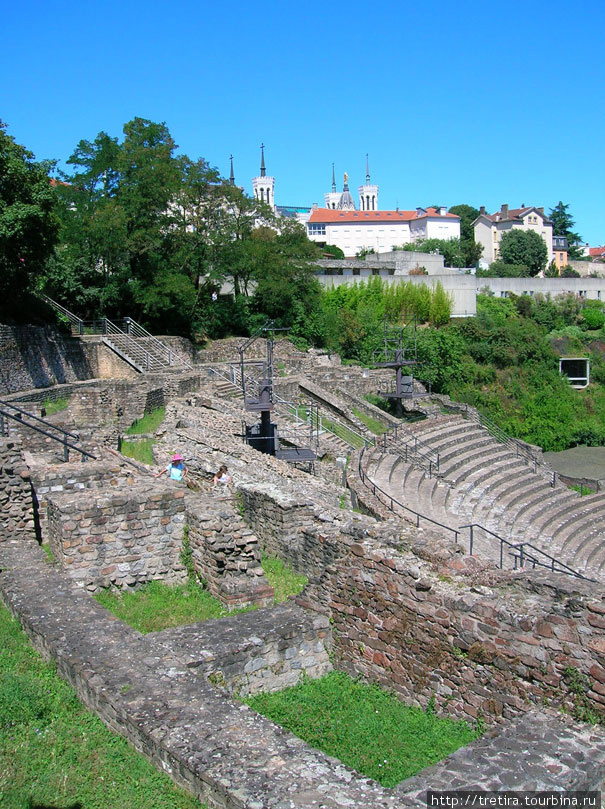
[118,437,155,465]
[0,603,204,809]
[244,670,482,787]
[41,396,70,416]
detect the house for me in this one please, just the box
[473,204,553,266]
[305,205,460,258]
[552,235,568,270]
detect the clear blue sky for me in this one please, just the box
[2,0,604,243]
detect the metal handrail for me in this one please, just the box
[459,523,593,581]
[122,318,192,370]
[41,294,84,335]
[462,404,554,481]
[378,424,440,477]
[0,408,95,462]
[0,399,80,441]
[358,446,460,542]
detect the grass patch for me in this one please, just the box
[262,555,307,603]
[95,556,307,633]
[125,406,166,435]
[0,603,204,809]
[244,671,482,787]
[352,407,387,435]
[94,579,229,633]
[41,396,70,416]
[569,483,595,496]
[118,437,155,465]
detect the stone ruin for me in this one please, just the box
[0,331,604,807]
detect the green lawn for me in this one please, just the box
[0,602,204,809]
[125,406,166,435]
[244,670,482,788]
[118,437,155,465]
[95,556,307,634]
[352,407,387,435]
[42,395,70,416]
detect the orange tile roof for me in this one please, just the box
[308,207,459,223]
[589,246,605,257]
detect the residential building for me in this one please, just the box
[306,205,460,257]
[473,204,553,267]
[552,235,568,270]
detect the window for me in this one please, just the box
[307,224,326,236]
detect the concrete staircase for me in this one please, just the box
[363,414,604,581]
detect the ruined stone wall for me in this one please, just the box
[47,484,187,590]
[0,324,94,394]
[300,537,605,724]
[186,494,274,609]
[29,458,140,540]
[0,437,34,540]
[154,602,332,695]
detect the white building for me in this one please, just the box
[306,205,460,257]
[473,204,553,266]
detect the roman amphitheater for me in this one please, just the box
[1,322,604,807]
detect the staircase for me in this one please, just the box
[41,296,192,374]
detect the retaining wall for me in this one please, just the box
[0,437,34,539]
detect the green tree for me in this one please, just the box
[449,204,483,267]
[402,238,465,268]
[499,230,547,276]
[429,282,452,326]
[0,121,59,315]
[549,201,583,259]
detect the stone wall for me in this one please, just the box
[0,324,94,394]
[186,494,274,609]
[299,536,605,724]
[47,483,187,591]
[0,437,34,540]
[153,601,332,695]
[2,540,604,807]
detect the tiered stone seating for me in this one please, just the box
[364,413,605,581]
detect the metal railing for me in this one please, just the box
[462,405,556,485]
[358,446,460,542]
[122,318,192,370]
[41,295,84,336]
[208,364,374,451]
[460,523,593,581]
[0,400,95,462]
[378,423,440,477]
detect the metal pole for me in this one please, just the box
[63,435,69,462]
[469,525,474,555]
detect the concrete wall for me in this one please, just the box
[316,273,477,317]
[479,275,605,301]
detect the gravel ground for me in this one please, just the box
[543,445,605,480]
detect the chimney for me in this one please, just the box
[480,205,486,215]
[312,203,318,210]
[439,206,447,216]
[537,207,544,215]
[501,204,509,218]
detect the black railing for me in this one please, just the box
[459,523,593,581]
[379,424,440,477]
[358,447,460,542]
[0,401,95,462]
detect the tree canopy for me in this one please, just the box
[498,229,547,276]
[549,201,584,259]
[44,117,320,337]
[0,121,59,316]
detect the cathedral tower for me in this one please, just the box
[358,154,379,211]
[324,163,341,209]
[251,144,275,210]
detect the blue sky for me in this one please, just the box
[2,0,604,243]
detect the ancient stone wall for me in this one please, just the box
[2,540,604,807]
[47,483,187,590]
[299,537,605,724]
[0,437,34,540]
[154,601,332,695]
[186,494,274,609]
[0,324,94,394]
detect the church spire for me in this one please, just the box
[229,155,235,186]
[366,153,370,184]
[260,143,266,178]
[331,162,336,193]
